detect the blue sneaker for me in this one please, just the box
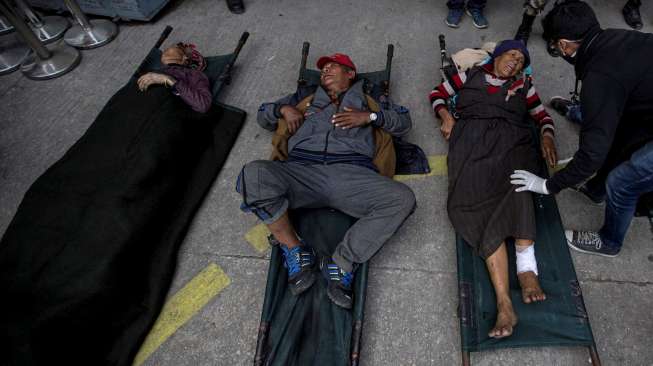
[321,257,355,309]
[446,8,464,28]
[565,230,619,258]
[466,8,488,29]
[281,243,316,295]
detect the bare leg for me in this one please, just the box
[515,238,546,304]
[267,211,301,248]
[485,242,518,338]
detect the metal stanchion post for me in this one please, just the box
[0,1,80,80]
[63,0,117,49]
[14,0,69,44]
[0,15,14,35]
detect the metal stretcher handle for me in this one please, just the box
[383,44,394,96]
[155,25,173,50]
[298,41,310,86]
[439,34,446,55]
[233,31,250,59]
[213,31,250,96]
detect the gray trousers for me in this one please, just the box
[237,160,416,272]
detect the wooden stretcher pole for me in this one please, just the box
[383,44,394,97]
[154,25,173,50]
[298,41,309,86]
[461,350,471,366]
[132,25,173,80]
[588,345,602,366]
[212,31,249,96]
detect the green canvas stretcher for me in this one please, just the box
[435,35,603,366]
[456,194,601,365]
[253,42,394,366]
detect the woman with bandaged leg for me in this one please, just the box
[430,40,556,338]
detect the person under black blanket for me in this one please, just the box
[237,53,416,309]
[430,40,558,339]
[512,1,653,258]
[137,44,212,113]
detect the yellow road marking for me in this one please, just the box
[133,263,231,366]
[394,155,448,181]
[245,223,271,253]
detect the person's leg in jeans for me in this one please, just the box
[600,140,653,250]
[567,140,653,256]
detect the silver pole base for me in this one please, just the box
[0,33,31,75]
[64,19,117,49]
[31,16,69,44]
[0,16,14,36]
[20,39,80,80]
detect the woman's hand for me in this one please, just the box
[137,72,175,91]
[438,109,456,141]
[541,133,557,168]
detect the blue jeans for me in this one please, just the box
[600,140,653,250]
[447,0,486,10]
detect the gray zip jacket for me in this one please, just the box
[257,80,412,158]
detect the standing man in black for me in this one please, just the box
[510,0,653,257]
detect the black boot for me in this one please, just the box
[515,13,536,45]
[226,0,245,14]
[623,0,643,30]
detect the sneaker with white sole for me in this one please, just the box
[565,230,620,257]
[466,8,488,29]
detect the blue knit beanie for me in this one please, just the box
[492,39,530,68]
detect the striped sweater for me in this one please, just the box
[429,64,554,135]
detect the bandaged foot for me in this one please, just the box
[516,244,547,304]
[489,300,518,339]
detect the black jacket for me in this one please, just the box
[547,28,653,194]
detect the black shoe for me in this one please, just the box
[565,230,620,257]
[321,257,354,309]
[577,183,606,205]
[515,14,535,45]
[623,0,643,30]
[281,243,316,295]
[549,96,573,117]
[226,0,245,14]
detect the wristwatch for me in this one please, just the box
[369,112,378,124]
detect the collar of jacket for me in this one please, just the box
[574,27,603,79]
[313,80,366,109]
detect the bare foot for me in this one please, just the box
[488,301,518,339]
[517,271,547,304]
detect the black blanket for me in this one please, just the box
[0,82,245,365]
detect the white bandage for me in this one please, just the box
[516,244,538,275]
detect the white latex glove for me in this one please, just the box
[510,170,549,195]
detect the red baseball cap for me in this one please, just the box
[316,53,356,72]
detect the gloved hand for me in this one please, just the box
[510,170,549,194]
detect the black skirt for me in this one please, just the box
[447,117,538,259]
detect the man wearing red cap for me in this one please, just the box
[237,53,415,309]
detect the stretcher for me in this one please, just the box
[0,26,248,365]
[437,34,602,366]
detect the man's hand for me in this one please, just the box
[438,108,456,140]
[280,105,304,134]
[541,133,557,168]
[510,170,549,195]
[137,72,175,92]
[332,107,371,129]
